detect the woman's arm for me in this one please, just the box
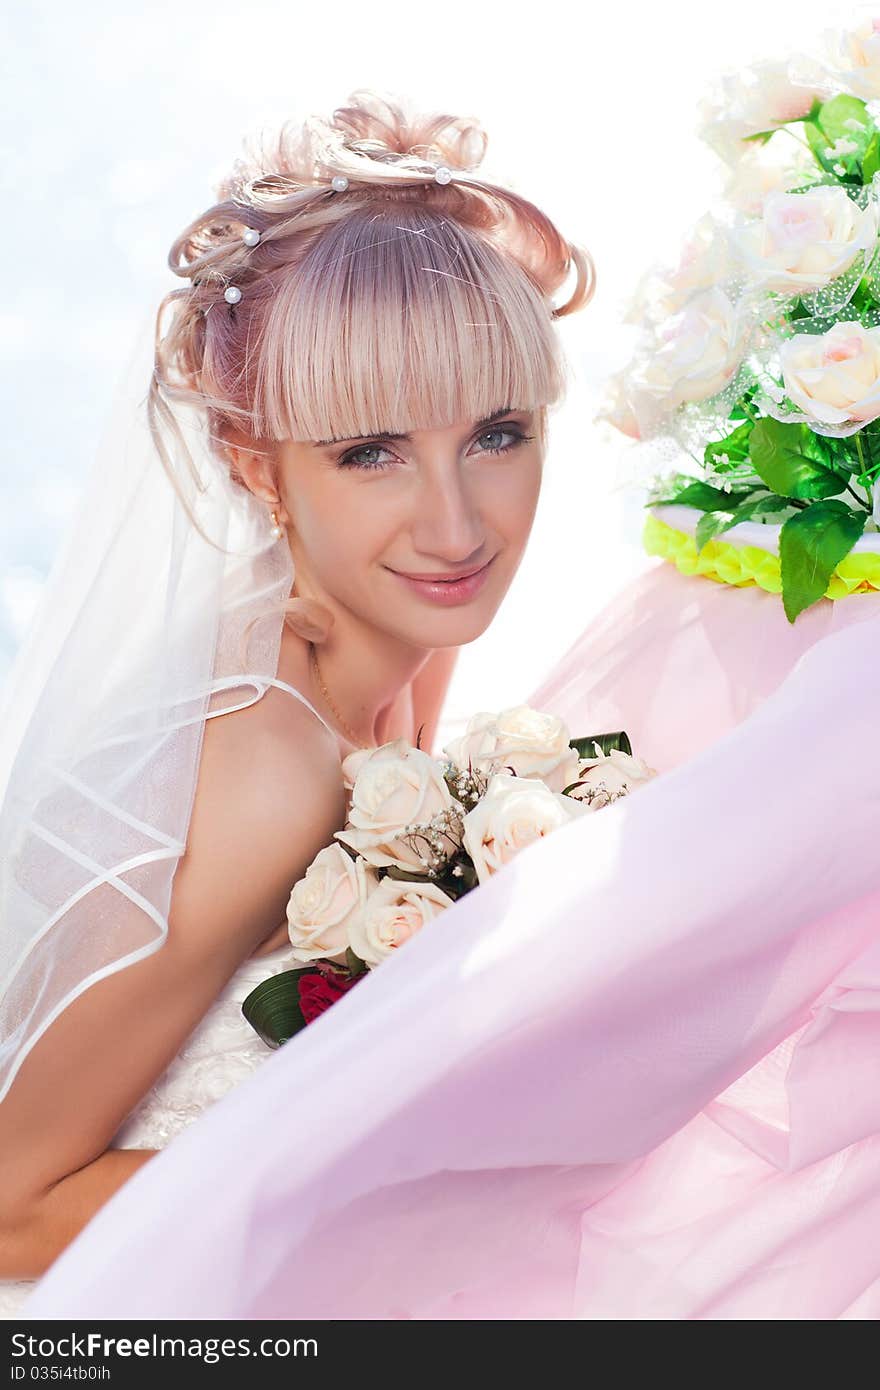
[1,1150,158,1277]
[410,646,460,755]
[0,698,346,1278]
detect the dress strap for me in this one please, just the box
[263,677,337,739]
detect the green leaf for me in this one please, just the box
[803,119,836,173]
[570,731,633,760]
[704,419,753,469]
[779,500,867,622]
[665,481,753,512]
[729,388,759,421]
[849,276,880,315]
[693,494,783,553]
[345,946,368,978]
[804,96,873,177]
[863,130,880,182]
[644,470,706,506]
[241,968,311,1049]
[695,509,735,552]
[817,94,871,142]
[749,418,846,499]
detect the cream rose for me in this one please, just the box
[779,319,880,426]
[347,876,455,968]
[287,843,378,964]
[566,747,658,810]
[731,187,879,294]
[824,18,880,100]
[443,705,580,794]
[697,58,833,166]
[335,738,462,871]
[629,287,750,413]
[461,772,588,885]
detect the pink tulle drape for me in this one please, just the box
[22,562,880,1319]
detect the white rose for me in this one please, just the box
[780,319,880,426]
[340,745,375,792]
[347,876,455,968]
[566,747,658,810]
[722,142,817,218]
[443,705,580,794]
[731,187,878,294]
[287,843,378,963]
[697,58,834,166]
[824,18,880,99]
[594,369,641,440]
[334,738,462,871]
[629,287,750,415]
[624,215,733,325]
[461,772,588,885]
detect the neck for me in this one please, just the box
[315,617,430,748]
[278,577,431,748]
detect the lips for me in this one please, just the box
[387,555,496,606]
[394,562,488,582]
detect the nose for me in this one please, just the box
[410,462,487,564]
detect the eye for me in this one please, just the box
[336,422,533,471]
[337,443,395,471]
[473,424,533,455]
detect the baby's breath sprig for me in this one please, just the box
[396,803,465,877]
[567,779,630,810]
[440,759,488,812]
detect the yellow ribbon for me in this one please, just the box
[643,512,880,600]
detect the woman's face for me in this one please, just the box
[271,408,544,649]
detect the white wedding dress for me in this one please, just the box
[0,677,336,1320]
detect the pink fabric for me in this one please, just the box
[530,558,880,772]
[24,562,880,1319]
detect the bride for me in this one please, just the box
[0,91,594,1315]
[6,89,880,1323]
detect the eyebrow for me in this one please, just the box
[312,406,518,448]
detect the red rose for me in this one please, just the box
[297,968,360,1024]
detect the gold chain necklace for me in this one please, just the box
[309,643,374,750]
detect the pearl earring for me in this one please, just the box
[270,509,284,540]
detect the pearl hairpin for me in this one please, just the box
[225,167,456,305]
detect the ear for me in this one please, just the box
[227,439,288,522]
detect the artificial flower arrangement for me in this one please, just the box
[598,15,880,622]
[242,707,657,1047]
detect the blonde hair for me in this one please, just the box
[149,89,597,647]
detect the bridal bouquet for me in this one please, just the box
[599,15,880,622]
[243,707,656,1047]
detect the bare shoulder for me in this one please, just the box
[172,687,347,964]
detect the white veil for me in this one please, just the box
[0,300,293,1105]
